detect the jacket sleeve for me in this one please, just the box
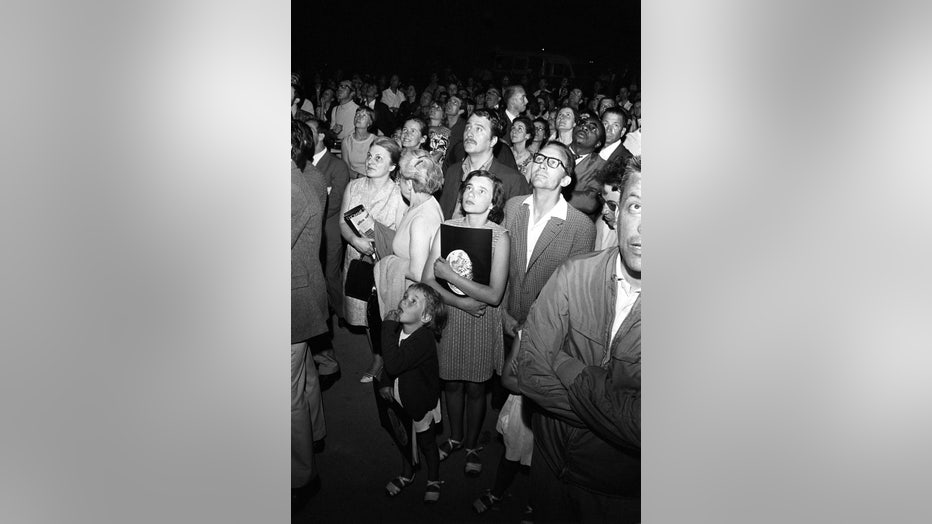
[382,323,434,378]
[566,358,641,452]
[516,264,586,427]
[570,217,596,257]
[292,179,312,249]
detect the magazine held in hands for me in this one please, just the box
[438,223,492,296]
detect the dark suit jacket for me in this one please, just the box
[604,140,634,167]
[565,153,607,219]
[438,157,531,220]
[367,99,395,137]
[502,195,596,324]
[314,152,350,223]
[292,163,328,343]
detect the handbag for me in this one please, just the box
[344,256,375,301]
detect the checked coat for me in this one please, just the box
[502,195,596,325]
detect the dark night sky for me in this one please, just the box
[293,1,639,88]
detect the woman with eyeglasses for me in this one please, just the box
[340,137,409,381]
[341,106,377,179]
[422,170,511,478]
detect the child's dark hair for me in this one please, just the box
[409,283,448,338]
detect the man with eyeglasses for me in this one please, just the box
[593,157,626,251]
[329,80,359,142]
[517,155,642,523]
[475,140,594,513]
[567,115,607,218]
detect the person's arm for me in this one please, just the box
[339,181,376,256]
[340,136,353,171]
[421,228,487,316]
[500,331,522,394]
[568,188,600,215]
[381,320,434,377]
[292,179,312,249]
[516,263,585,426]
[327,161,350,220]
[404,215,435,282]
[566,355,640,452]
[432,231,510,307]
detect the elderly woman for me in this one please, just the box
[374,149,445,333]
[340,137,408,382]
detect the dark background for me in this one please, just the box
[293,0,640,91]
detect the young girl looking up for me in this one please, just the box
[377,283,448,504]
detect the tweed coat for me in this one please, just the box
[292,163,329,343]
[312,151,351,315]
[502,195,596,325]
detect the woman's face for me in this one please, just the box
[510,122,530,146]
[321,89,334,103]
[419,92,433,106]
[401,120,425,149]
[461,175,495,216]
[354,109,371,128]
[405,85,417,100]
[533,122,546,140]
[556,108,576,131]
[365,145,394,179]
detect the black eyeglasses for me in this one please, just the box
[532,153,566,171]
[604,200,619,213]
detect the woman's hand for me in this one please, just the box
[432,257,455,281]
[459,296,487,318]
[350,235,376,256]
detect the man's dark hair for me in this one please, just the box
[291,120,315,171]
[471,108,504,139]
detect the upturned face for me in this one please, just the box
[510,121,530,146]
[602,113,625,144]
[529,144,570,191]
[463,114,496,155]
[365,145,394,179]
[573,117,603,150]
[555,108,575,131]
[461,175,495,215]
[398,288,429,326]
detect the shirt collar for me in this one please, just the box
[311,149,326,166]
[599,139,621,160]
[613,253,640,296]
[522,193,568,222]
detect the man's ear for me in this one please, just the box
[490,135,498,149]
[559,174,573,188]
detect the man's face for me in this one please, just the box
[617,170,642,277]
[365,84,378,101]
[598,97,616,115]
[390,75,399,89]
[486,88,501,108]
[463,114,496,155]
[573,116,604,151]
[336,81,353,102]
[601,113,625,145]
[445,96,463,117]
[600,183,620,230]
[509,88,528,113]
[530,144,570,191]
[569,88,583,104]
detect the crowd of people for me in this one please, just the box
[291,66,642,523]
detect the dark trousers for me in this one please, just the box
[529,442,640,523]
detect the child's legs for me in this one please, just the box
[443,381,465,441]
[464,380,486,449]
[491,452,521,498]
[416,421,439,481]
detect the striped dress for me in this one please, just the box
[437,217,507,383]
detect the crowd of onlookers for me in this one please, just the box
[291,66,642,523]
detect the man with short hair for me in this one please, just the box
[567,115,607,218]
[438,108,529,219]
[442,94,468,170]
[306,117,350,353]
[329,80,359,142]
[360,82,395,137]
[599,106,634,166]
[380,73,404,113]
[485,86,503,113]
[518,155,642,524]
[500,85,529,146]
